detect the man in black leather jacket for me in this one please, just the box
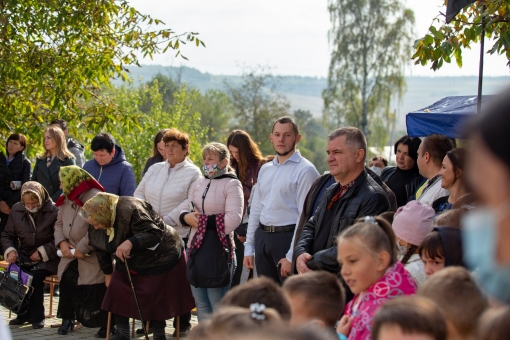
[294,128,390,276]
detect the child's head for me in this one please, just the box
[418,227,464,277]
[434,208,465,228]
[189,305,283,340]
[372,296,447,340]
[378,211,396,225]
[282,271,345,329]
[392,201,435,265]
[219,277,291,321]
[336,216,397,294]
[477,307,510,340]
[417,267,487,340]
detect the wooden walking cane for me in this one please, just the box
[125,259,150,340]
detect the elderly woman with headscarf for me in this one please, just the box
[80,193,195,340]
[53,166,111,337]
[1,182,59,329]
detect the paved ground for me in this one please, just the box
[2,292,197,339]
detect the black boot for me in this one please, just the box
[57,319,75,335]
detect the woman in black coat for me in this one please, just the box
[0,134,32,244]
[32,126,75,202]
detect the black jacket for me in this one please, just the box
[294,170,390,273]
[88,196,184,275]
[32,156,75,202]
[1,198,59,273]
[0,152,32,207]
[380,166,425,204]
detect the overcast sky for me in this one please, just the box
[129,0,509,78]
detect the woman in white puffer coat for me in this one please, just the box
[133,128,201,336]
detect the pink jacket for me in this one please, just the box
[179,175,243,248]
[344,262,417,340]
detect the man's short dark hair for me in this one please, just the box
[421,134,454,167]
[372,296,447,340]
[283,271,345,327]
[327,127,367,160]
[219,277,291,321]
[272,116,299,136]
[50,118,68,132]
[91,133,115,153]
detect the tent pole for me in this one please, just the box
[477,4,486,114]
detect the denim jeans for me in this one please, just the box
[190,284,231,322]
[187,242,236,322]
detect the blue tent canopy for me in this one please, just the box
[406,95,492,138]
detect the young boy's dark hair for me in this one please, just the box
[417,267,487,339]
[282,271,345,328]
[372,296,447,340]
[219,277,291,321]
[378,211,395,225]
[477,307,510,340]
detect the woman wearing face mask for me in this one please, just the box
[391,201,435,286]
[380,136,425,208]
[1,181,59,329]
[432,148,470,213]
[463,87,510,304]
[134,128,201,336]
[32,126,75,202]
[0,134,32,246]
[141,129,169,178]
[179,142,243,321]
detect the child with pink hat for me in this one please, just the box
[392,200,435,285]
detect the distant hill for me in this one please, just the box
[115,65,510,131]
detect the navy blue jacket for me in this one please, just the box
[83,145,136,196]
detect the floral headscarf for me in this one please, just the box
[81,193,119,242]
[55,165,104,207]
[21,181,50,207]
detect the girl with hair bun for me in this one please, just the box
[336,216,417,340]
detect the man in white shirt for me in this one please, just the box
[415,134,454,206]
[243,117,319,284]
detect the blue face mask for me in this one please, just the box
[462,207,510,303]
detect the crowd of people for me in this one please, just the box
[1,86,510,340]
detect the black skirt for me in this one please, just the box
[57,260,108,328]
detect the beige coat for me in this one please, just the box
[54,188,105,285]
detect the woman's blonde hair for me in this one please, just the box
[202,142,232,170]
[39,126,74,161]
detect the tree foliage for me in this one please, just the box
[111,80,207,182]
[294,109,329,173]
[226,69,291,155]
[413,1,510,70]
[323,0,414,146]
[0,0,203,153]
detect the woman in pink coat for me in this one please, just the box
[178,142,243,321]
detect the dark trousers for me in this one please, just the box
[21,267,51,322]
[173,237,191,330]
[254,228,293,285]
[116,314,165,329]
[172,311,191,330]
[0,212,8,253]
[230,236,244,288]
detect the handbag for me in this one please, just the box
[0,261,34,315]
[186,214,233,288]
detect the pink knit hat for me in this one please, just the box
[392,201,435,246]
